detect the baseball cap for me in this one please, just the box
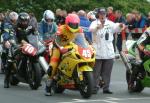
[97,7,106,15]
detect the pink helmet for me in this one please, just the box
[65,14,80,33]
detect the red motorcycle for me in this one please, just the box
[7,35,48,90]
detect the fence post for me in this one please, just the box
[121,28,127,53]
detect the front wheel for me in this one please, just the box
[126,70,144,92]
[28,63,42,90]
[79,71,93,99]
[10,75,19,86]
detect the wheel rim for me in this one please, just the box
[80,75,89,93]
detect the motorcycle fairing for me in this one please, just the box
[77,65,93,81]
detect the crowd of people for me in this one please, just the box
[0,6,150,96]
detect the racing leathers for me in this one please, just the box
[45,24,85,96]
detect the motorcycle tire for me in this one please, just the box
[29,63,42,90]
[126,70,131,84]
[126,70,144,92]
[52,80,65,93]
[79,71,93,99]
[134,81,144,92]
[10,75,19,86]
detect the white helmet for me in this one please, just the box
[87,11,96,20]
[9,11,18,21]
[43,10,55,21]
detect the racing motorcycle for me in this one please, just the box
[50,36,95,98]
[7,34,48,90]
[121,40,150,92]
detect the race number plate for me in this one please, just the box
[22,44,37,56]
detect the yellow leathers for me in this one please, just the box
[49,25,83,78]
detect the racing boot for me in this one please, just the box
[4,77,9,88]
[45,79,54,96]
[4,67,10,88]
[47,66,53,77]
[99,79,105,88]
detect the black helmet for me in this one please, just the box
[18,12,30,29]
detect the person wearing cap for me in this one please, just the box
[89,7,125,94]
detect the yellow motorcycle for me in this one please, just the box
[52,38,95,98]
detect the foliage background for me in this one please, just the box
[0,0,150,20]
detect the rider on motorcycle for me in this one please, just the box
[2,11,18,88]
[39,10,57,41]
[1,11,18,72]
[45,13,86,96]
[3,12,38,88]
[135,27,150,64]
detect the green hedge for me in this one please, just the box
[0,0,150,20]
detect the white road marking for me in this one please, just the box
[58,97,150,103]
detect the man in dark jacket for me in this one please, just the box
[114,10,126,52]
[3,12,37,88]
[146,12,150,27]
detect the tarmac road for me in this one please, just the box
[0,60,150,103]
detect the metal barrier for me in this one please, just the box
[121,27,147,52]
[125,28,146,34]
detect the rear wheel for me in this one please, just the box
[28,63,42,90]
[9,63,19,86]
[54,85,65,93]
[53,79,65,93]
[79,71,93,99]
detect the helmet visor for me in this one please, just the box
[68,23,79,29]
[45,18,53,23]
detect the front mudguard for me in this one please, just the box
[77,65,93,81]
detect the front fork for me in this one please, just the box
[120,51,132,72]
[77,65,93,81]
[38,56,49,73]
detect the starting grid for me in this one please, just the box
[59,97,150,103]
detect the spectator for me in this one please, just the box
[62,10,67,17]
[29,12,38,31]
[78,10,92,44]
[89,7,125,94]
[107,7,116,53]
[87,11,96,22]
[146,12,150,27]
[3,10,11,23]
[134,11,147,28]
[107,6,116,22]
[2,11,18,88]
[132,10,147,39]
[115,10,126,52]
[0,12,5,73]
[126,13,136,30]
[0,13,5,35]
[55,9,66,26]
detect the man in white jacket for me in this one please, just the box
[89,7,125,94]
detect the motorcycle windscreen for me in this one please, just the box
[27,34,46,54]
[21,44,37,56]
[74,34,93,59]
[74,34,89,48]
